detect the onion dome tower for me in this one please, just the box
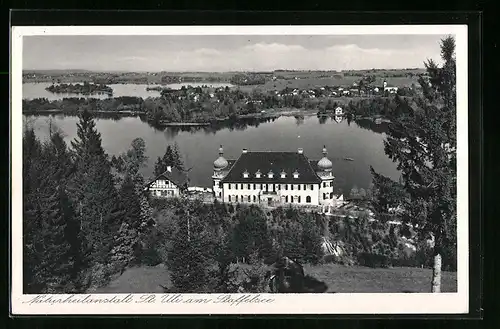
[317,145,333,172]
[213,145,227,200]
[213,145,228,171]
[317,145,335,205]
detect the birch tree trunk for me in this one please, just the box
[431,252,442,293]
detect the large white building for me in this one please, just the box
[212,146,335,207]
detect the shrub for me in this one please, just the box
[83,263,113,292]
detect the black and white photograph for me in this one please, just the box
[10,25,469,315]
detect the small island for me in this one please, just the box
[45,82,113,95]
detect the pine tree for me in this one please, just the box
[172,142,184,171]
[23,129,82,293]
[154,156,165,177]
[68,109,124,265]
[37,187,78,293]
[119,173,142,229]
[154,144,185,176]
[168,200,213,292]
[371,36,457,292]
[109,222,140,273]
[121,138,155,230]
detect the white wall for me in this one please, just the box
[319,176,335,205]
[149,179,180,197]
[222,182,320,206]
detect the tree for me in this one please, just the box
[122,138,148,176]
[167,200,214,292]
[120,138,155,231]
[231,206,272,262]
[349,186,359,199]
[119,174,142,229]
[371,36,456,292]
[23,131,81,293]
[154,144,185,176]
[68,110,124,266]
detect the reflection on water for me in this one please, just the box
[22,114,399,192]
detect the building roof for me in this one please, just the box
[146,167,189,188]
[221,151,322,184]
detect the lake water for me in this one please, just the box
[23,114,400,193]
[22,82,235,101]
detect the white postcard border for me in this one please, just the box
[10,24,469,315]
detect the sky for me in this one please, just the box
[22,35,446,72]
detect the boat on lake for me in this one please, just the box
[343,157,354,161]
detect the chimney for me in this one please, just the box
[167,166,172,172]
[297,148,304,154]
[242,148,248,154]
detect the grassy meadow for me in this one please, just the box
[93,263,457,294]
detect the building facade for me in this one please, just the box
[212,146,335,207]
[146,166,188,198]
[383,80,399,94]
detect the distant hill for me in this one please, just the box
[23,68,426,75]
[23,69,93,75]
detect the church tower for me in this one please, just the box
[316,145,335,205]
[212,145,228,200]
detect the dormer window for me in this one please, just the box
[255,170,261,178]
[243,170,249,178]
[280,170,286,178]
[268,170,274,179]
[293,170,299,179]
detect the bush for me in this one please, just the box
[82,263,113,292]
[226,256,271,293]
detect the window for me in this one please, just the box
[235,184,238,190]
[298,185,301,190]
[247,184,250,190]
[323,193,326,200]
[268,171,274,178]
[253,195,256,202]
[291,185,294,191]
[323,182,327,188]
[330,181,334,187]
[330,192,334,198]
[241,195,243,202]
[256,171,261,178]
[253,184,256,190]
[298,196,301,203]
[285,196,288,203]
[303,184,306,190]
[306,196,311,203]
[285,184,288,190]
[310,184,313,190]
[240,184,243,189]
[290,196,293,203]
[247,195,251,202]
[229,195,232,202]
[219,192,221,197]
[228,184,231,190]
[281,172,286,178]
[243,172,249,178]
[293,171,299,179]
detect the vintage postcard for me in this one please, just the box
[11,25,469,315]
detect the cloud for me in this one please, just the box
[23,38,443,72]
